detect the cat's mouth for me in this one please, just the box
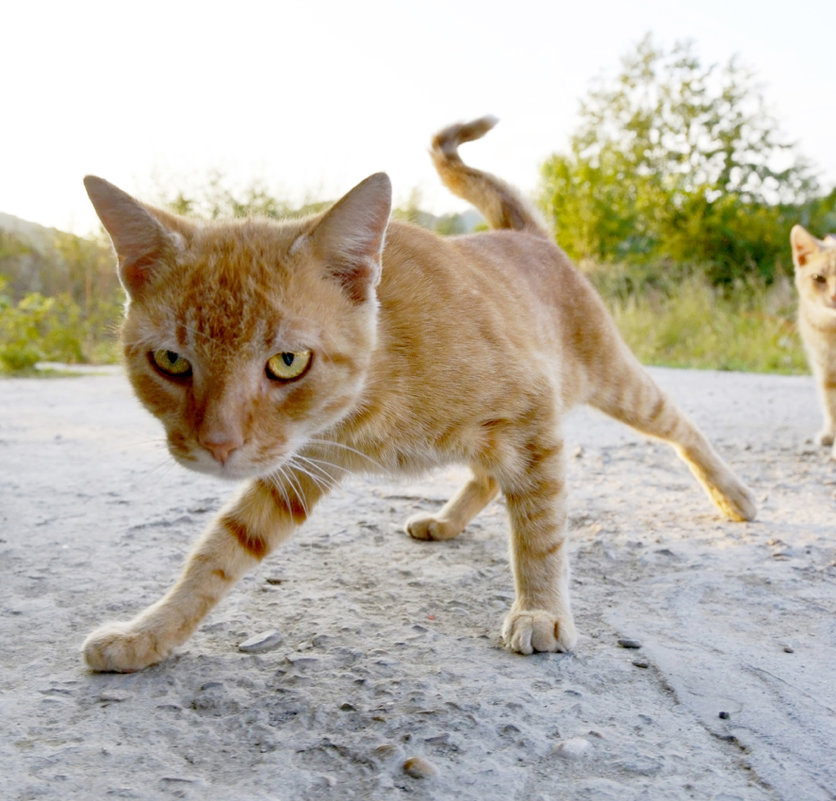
[168,439,289,481]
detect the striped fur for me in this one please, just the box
[81,118,755,672]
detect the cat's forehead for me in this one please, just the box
[808,244,836,272]
[141,223,324,355]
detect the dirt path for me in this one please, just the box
[1,368,833,800]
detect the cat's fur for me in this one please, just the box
[82,117,756,672]
[791,225,836,458]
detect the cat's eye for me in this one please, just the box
[151,349,192,378]
[812,274,827,285]
[266,350,312,381]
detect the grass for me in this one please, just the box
[583,266,807,374]
[0,264,808,377]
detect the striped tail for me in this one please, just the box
[431,116,549,238]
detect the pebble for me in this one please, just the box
[617,638,642,649]
[238,630,283,653]
[719,711,731,720]
[632,659,650,669]
[553,737,592,759]
[402,756,438,778]
[98,691,131,704]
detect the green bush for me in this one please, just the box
[582,264,806,374]
[0,278,120,373]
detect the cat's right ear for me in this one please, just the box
[790,224,822,269]
[84,176,185,299]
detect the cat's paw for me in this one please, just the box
[405,514,462,541]
[83,622,169,673]
[711,481,757,523]
[816,428,835,447]
[501,609,577,655]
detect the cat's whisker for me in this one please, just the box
[292,453,343,485]
[265,468,295,513]
[144,458,180,480]
[274,464,311,519]
[307,437,383,472]
[287,456,340,496]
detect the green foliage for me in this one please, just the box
[161,170,323,220]
[0,230,122,373]
[162,173,479,233]
[581,263,806,374]
[540,34,834,285]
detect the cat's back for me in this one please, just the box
[380,222,598,320]
[369,222,615,417]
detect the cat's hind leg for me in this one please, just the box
[406,470,498,541]
[591,358,756,521]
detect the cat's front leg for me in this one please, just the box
[83,477,315,672]
[499,438,577,654]
[811,364,836,455]
[814,399,836,455]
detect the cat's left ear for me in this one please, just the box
[790,224,822,269]
[305,173,392,303]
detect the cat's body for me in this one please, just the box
[82,117,755,672]
[791,225,836,458]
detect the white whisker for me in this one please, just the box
[267,467,295,513]
[307,437,382,472]
[289,457,340,496]
[293,454,342,485]
[278,464,310,518]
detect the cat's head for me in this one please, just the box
[791,225,836,313]
[85,173,391,480]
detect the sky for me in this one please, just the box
[3,0,835,236]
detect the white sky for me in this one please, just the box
[3,0,835,235]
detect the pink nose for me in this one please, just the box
[198,433,243,463]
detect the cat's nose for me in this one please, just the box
[198,432,243,463]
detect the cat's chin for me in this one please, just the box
[171,452,277,482]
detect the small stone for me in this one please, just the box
[783,645,795,654]
[632,659,650,669]
[718,711,730,720]
[98,691,130,704]
[553,737,592,759]
[617,638,642,649]
[238,630,283,653]
[403,756,438,778]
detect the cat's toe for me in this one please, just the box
[83,622,167,673]
[708,480,757,522]
[501,609,577,655]
[816,429,835,447]
[405,514,461,541]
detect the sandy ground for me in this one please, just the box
[1,367,834,801]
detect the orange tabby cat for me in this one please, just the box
[791,225,836,458]
[82,117,756,672]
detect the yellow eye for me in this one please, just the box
[151,349,192,377]
[266,350,312,381]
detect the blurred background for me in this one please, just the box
[2,0,834,374]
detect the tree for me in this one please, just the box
[540,34,829,284]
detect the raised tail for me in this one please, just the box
[431,116,550,238]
